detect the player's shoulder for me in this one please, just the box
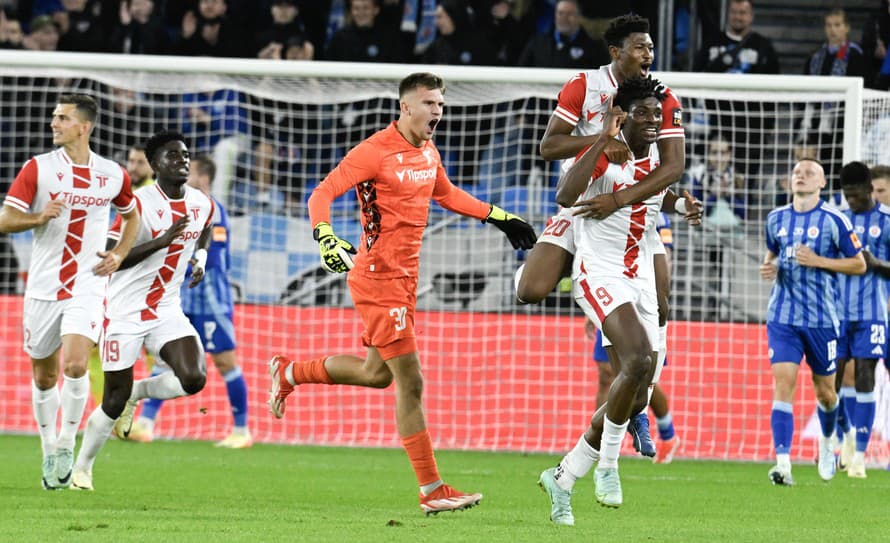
[821,202,854,227]
[876,203,890,217]
[185,185,213,208]
[767,204,792,221]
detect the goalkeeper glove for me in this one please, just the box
[483,205,537,250]
[313,222,357,274]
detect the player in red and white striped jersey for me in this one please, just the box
[0,94,140,490]
[71,131,213,490]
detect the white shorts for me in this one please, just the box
[101,312,201,372]
[573,274,658,350]
[538,208,576,255]
[647,227,666,256]
[23,295,104,359]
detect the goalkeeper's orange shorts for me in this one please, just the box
[348,274,418,360]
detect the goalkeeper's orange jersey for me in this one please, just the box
[309,121,491,279]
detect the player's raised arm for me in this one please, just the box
[431,170,537,250]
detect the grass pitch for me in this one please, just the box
[0,435,887,542]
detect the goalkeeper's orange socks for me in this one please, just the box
[287,357,334,385]
[401,429,442,494]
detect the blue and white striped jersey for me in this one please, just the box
[838,203,890,322]
[181,197,234,317]
[765,201,862,328]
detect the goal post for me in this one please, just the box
[0,51,887,465]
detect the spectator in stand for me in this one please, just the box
[109,0,168,55]
[326,0,411,63]
[800,8,867,184]
[54,0,104,52]
[474,0,533,66]
[284,33,314,60]
[23,14,60,51]
[694,0,779,75]
[686,134,747,226]
[518,0,608,68]
[422,0,494,66]
[0,11,25,49]
[171,0,245,58]
[862,0,890,89]
[255,0,306,59]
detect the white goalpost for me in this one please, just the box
[0,50,887,465]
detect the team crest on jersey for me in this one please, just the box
[870,225,881,238]
[807,226,819,239]
[672,109,683,127]
[96,175,108,188]
[190,207,200,220]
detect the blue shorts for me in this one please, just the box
[767,322,837,376]
[593,329,608,363]
[186,312,236,354]
[837,320,886,361]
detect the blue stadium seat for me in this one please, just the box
[500,186,529,216]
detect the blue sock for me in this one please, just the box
[770,401,794,455]
[837,386,856,436]
[139,366,168,421]
[223,366,248,428]
[655,413,675,440]
[817,399,839,439]
[854,391,876,453]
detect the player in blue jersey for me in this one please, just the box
[833,162,890,478]
[760,158,866,486]
[587,211,680,462]
[125,155,251,448]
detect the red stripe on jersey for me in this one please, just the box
[57,209,87,300]
[579,274,606,323]
[141,200,187,321]
[622,203,647,278]
[72,166,91,189]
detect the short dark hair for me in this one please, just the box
[603,14,650,48]
[399,72,445,98]
[57,93,98,124]
[840,161,871,187]
[613,76,665,112]
[191,154,216,182]
[129,143,145,153]
[144,129,187,164]
[871,165,890,181]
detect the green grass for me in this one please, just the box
[1,435,887,542]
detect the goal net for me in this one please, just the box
[0,52,888,465]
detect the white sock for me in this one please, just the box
[232,425,249,436]
[853,451,865,463]
[420,480,443,496]
[57,372,90,451]
[32,381,59,457]
[74,406,115,473]
[598,416,629,470]
[776,453,791,471]
[555,436,600,491]
[131,371,187,401]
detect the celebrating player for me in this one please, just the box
[0,94,139,490]
[538,77,699,523]
[268,72,536,514]
[515,14,687,454]
[833,162,890,478]
[124,155,251,448]
[71,130,214,490]
[760,158,865,486]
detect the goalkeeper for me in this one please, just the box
[268,72,536,515]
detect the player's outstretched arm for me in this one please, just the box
[313,221,356,274]
[662,189,703,226]
[0,200,67,233]
[94,206,141,276]
[116,215,190,271]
